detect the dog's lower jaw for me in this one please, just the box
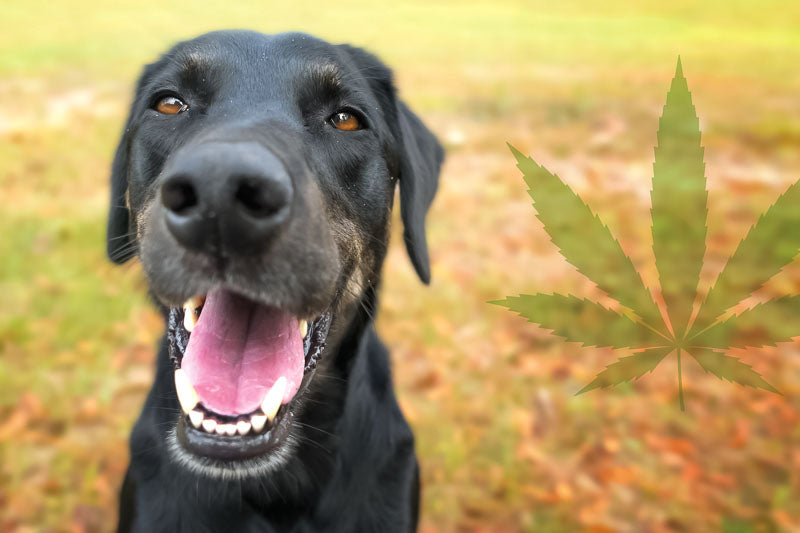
[166,425,298,481]
[131,331,347,494]
[163,318,341,482]
[122,287,419,531]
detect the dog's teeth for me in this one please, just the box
[183,309,198,332]
[183,295,205,310]
[250,414,267,433]
[236,420,252,435]
[260,376,287,423]
[202,418,217,433]
[188,409,203,428]
[215,423,227,435]
[219,424,236,436]
[299,319,308,338]
[182,295,205,332]
[174,369,199,414]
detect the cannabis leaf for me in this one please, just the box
[493,58,798,409]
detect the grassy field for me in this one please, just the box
[2,1,800,531]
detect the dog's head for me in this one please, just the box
[107,30,442,478]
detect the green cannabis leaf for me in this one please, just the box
[494,58,799,409]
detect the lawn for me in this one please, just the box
[2,1,800,531]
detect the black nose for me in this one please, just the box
[160,141,292,255]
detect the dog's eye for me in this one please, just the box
[330,111,361,131]
[155,95,188,115]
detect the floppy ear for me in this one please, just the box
[107,64,156,264]
[395,101,444,284]
[336,44,444,283]
[107,125,134,264]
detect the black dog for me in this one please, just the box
[107,30,442,532]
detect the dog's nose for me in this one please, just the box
[160,142,292,255]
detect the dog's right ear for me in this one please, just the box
[107,66,154,264]
[106,123,133,264]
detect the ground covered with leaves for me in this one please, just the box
[2,1,800,531]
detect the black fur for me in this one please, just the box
[107,31,443,532]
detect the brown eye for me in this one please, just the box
[331,111,361,131]
[155,95,187,115]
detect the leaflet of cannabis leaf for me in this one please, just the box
[492,58,800,410]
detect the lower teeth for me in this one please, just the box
[192,411,273,436]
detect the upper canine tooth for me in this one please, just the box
[299,319,308,338]
[174,369,199,414]
[260,376,287,423]
[182,295,205,332]
[183,295,205,310]
[183,309,198,332]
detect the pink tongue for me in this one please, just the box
[181,290,305,416]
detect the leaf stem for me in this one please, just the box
[677,348,685,411]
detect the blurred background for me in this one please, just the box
[2,1,800,531]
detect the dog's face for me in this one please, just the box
[107,31,442,478]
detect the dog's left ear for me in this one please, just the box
[337,45,444,284]
[394,101,444,284]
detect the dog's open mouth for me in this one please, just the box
[166,289,331,461]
